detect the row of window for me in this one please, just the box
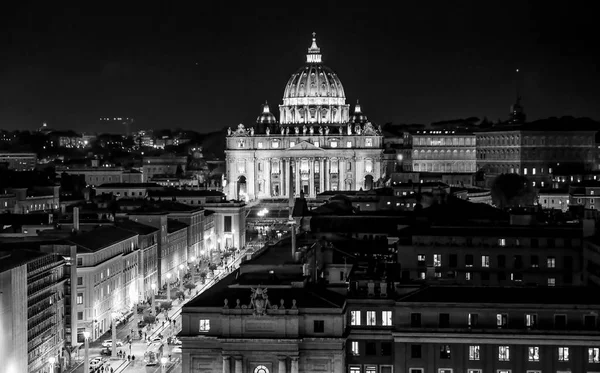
[349,342,600,364]
[407,312,596,329]
[424,253,573,268]
[420,270,567,286]
[247,138,375,149]
[413,237,579,248]
[350,311,393,326]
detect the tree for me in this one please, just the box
[491,173,537,209]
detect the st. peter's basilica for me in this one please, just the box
[225,33,384,201]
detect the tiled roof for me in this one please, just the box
[167,219,188,233]
[66,226,138,253]
[116,220,159,235]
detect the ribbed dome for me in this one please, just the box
[279,33,350,126]
[283,64,345,99]
[256,101,277,125]
[349,100,368,124]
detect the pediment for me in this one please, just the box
[288,140,324,151]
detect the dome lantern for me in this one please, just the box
[306,32,322,64]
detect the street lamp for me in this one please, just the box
[83,331,90,373]
[151,283,156,314]
[166,273,171,301]
[178,264,185,292]
[111,312,120,358]
[48,356,56,373]
[161,356,168,373]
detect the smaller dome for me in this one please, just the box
[256,101,277,125]
[349,100,368,124]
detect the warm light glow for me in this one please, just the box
[151,283,156,290]
[161,357,168,365]
[112,312,120,319]
[191,256,196,262]
[49,357,56,365]
[166,273,171,279]
[179,264,185,270]
[83,331,90,339]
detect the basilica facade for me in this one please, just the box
[225,34,384,201]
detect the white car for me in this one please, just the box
[89,357,104,371]
[147,336,162,345]
[101,339,123,348]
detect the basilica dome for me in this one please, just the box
[279,33,350,127]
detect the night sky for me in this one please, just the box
[1,2,598,134]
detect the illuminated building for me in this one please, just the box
[410,130,477,173]
[225,34,384,200]
[0,250,66,373]
[0,152,37,171]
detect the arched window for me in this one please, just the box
[365,158,373,173]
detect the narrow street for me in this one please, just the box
[69,247,250,373]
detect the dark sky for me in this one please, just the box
[1,1,598,133]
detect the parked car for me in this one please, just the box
[167,336,182,345]
[99,348,111,356]
[147,336,162,345]
[89,357,104,371]
[101,339,123,348]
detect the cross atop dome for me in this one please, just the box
[306,32,322,63]
[354,99,362,113]
[263,100,271,113]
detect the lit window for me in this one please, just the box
[526,314,537,328]
[468,313,478,327]
[349,367,361,373]
[351,310,361,326]
[314,141,319,147]
[290,141,295,147]
[469,345,480,360]
[547,257,556,268]
[549,167,553,173]
[254,366,269,373]
[271,141,279,148]
[497,313,508,327]
[366,311,376,326]
[365,366,376,373]
[366,138,373,147]
[465,272,472,280]
[237,161,246,174]
[417,254,426,262]
[351,341,359,355]
[76,293,83,304]
[482,255,490,267]
[330,159,339,173]
[330,141,338,148]
[498,345,510,361]
[558,347,569,361]
[528,346,540,361]
[524,168,528,175]
[440,345,451,359]
[589,347,600,363]
[382,311,392,326]
[346,141,352,148]
[498,238,505,246]
[548,277,556,287]
[258,142,263,149]
[199,319,210,332]
[365,159,373,173]
[433,254,442,267]
[532,168,536,175]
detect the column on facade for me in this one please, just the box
[253,157,258,199]
[283,159,289,198]
[290,357,299,373]
[278,357,287,373]
[223,356,231,373]
[234,357,242,373]
[324,158,329,191]
[339,158,345,191]
[319,158,325,193]
[295,158,301,197]
[265,158,271,198]
[309,158,314,197]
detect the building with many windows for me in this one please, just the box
[225,34,384,200]
[0,249,67,373]
[0,152,37,171]
[410,130,477,173]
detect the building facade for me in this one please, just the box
[225,35,384,201]
[0,152,37,171]
[411,131,477,173]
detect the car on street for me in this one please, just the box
[167,336,182,345]
[89,357,104,371]
[99,348,111,356]
[101,339,123,348]
[147,336,162,345]
[137,320,147,328]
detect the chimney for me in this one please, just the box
[73,207,80,232]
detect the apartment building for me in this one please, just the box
[0,249,66,373]
[66,226,139,341]
[397,224,584,287]
[346,286,600,372]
